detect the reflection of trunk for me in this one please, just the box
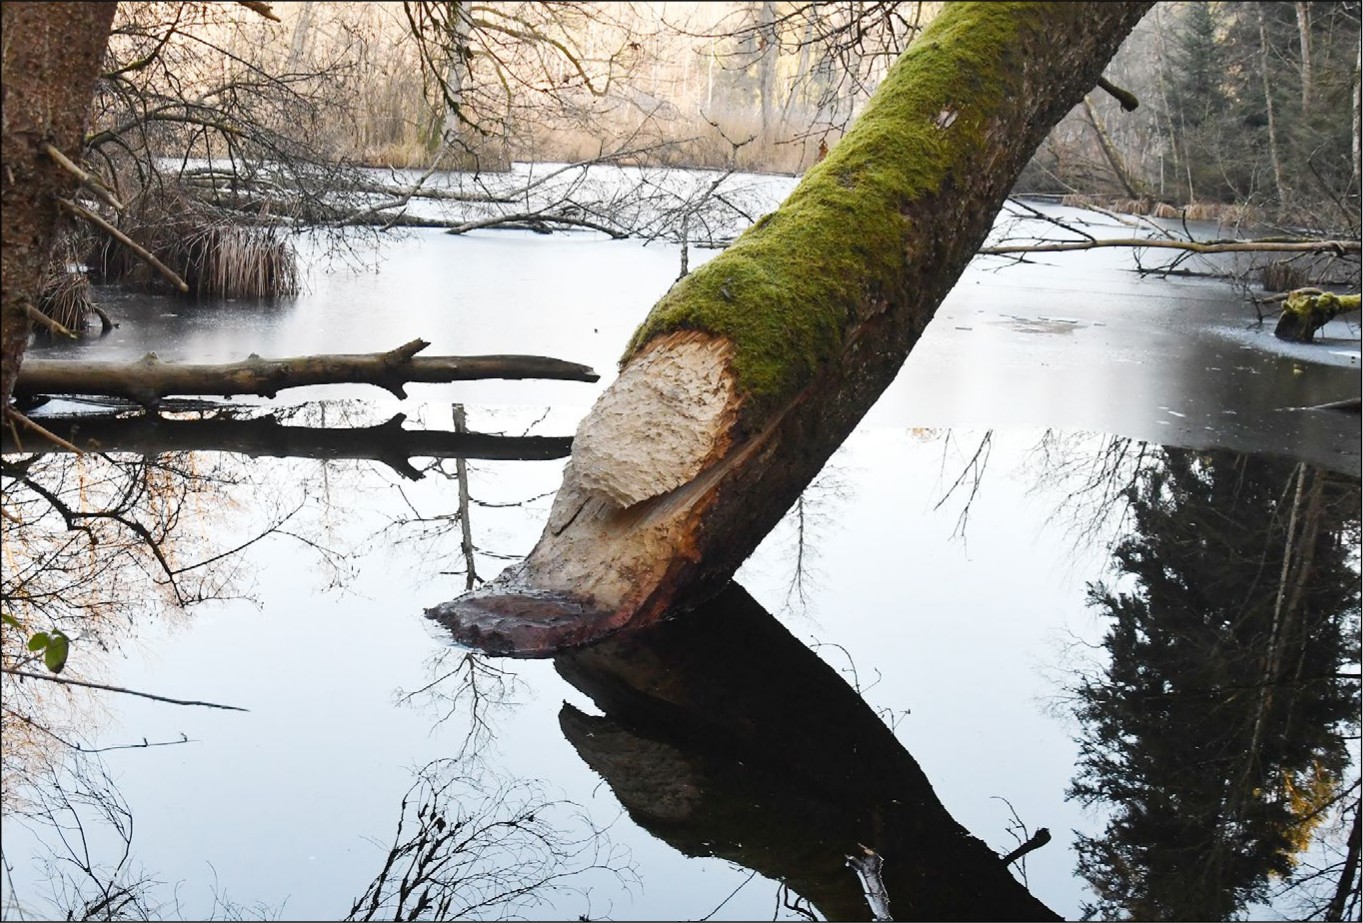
[453,404,478,589]
[15,340,599,405]
[0,411,572,479]
[554,583,1061,922]
[428,2,1154,656]
[1,3,118,412]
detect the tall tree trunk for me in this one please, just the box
[441,1,472,152]
[1353,39,1361,189]
[757,0,778,148]
[0,2,117,415]
[1259,6,1289,205]
[286,0,316,72]
[1294,1,1312,116]
[428,2,1155,656]
[1083,95,1143,199]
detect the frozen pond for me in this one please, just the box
[3,197,1360,921]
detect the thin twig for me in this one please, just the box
[1,667,249,712]
[58,198,190,292]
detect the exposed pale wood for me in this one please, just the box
[15,339,599,405]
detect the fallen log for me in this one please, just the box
[0,411,572,480]
[14,339,599,406]
[427,2,1154,656]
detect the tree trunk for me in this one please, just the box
[428,1,1155,657]
[1,2,117,414]
[286,0,316,72]
[1259,6,1289,205]
[757,0,778,148]
[554,582,1063,921]
[1082,95,1143,199]
[14,340,599,406]
[1294,1,1312,116]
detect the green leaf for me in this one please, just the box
[45,633,69,674]
[28,632,50,652]
[1,612,24,631]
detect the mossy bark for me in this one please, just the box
[1274,291,1362,343]
[429,2,1155,656]
[1,3,117,412]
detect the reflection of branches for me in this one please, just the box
[5,752,162,921]
[345,759,634,921]
[394,649,525,761]
[932,430,993,541]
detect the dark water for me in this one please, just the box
[2,203,1360,921]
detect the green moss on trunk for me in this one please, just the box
[623,3,1038,412]
[1275,291,1361,342]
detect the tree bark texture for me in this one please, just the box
[0,412,572,479]
[14,340,599,406]
[0,2,117,412]
[429,2,1155,656]
[553,583,1063,921]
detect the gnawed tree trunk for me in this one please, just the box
[554,583,1062,921]
[14,340,599,406]
[0,412,572,480]
[1,2,117,413]
[428,2,1154,656]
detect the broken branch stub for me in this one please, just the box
[428,1,1155,657]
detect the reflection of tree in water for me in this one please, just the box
[346,759,634,922]
[1067,448,1361,921]
[5,745,631,921]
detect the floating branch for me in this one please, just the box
[15,339,600,406]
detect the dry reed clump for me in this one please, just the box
[93,189,299,300]
[36,260,94,333]
[1262,260,1310,292]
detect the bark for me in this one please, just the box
[1294,1,1312,116]
[1,3,117,413]
[14,339,599,406]
[428,2,1154,657]
[0,412,572,480]
[550,583,1062,921]
[757,1,778,146]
